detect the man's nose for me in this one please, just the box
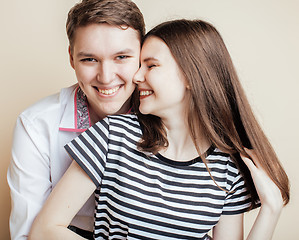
[96,61,115,84]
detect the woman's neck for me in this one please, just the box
[160,115,210,161]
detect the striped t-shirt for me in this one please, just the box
[65,114,251,240]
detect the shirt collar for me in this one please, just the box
[59,86,91,133]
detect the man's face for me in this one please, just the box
[70,23,140,122]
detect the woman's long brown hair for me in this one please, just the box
[134,19,290,208]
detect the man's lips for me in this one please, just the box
[93,85,121,96]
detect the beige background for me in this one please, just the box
[1,0,298,239]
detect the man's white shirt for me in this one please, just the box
[7,84,94,240]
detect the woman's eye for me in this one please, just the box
[148,64,156,69]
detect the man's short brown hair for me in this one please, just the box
[66,0,145,51]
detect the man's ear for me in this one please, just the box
[68,46,75,69]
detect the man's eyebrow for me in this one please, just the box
[114,49,135,55]
[76,52,95,57]
[76,49,135,57]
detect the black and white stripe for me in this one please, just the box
[65,114,251,240]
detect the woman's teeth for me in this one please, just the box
[140,90,153,96]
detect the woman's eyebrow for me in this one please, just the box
[143,57,159,63]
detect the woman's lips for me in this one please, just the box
[139,89,153,99]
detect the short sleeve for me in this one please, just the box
[64,117,110,187]
[222,160,252,215]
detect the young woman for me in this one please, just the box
[29,19,289,240]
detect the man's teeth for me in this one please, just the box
[98,86,120,95]
[140,90,153,96]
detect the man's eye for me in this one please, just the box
[116,55,129,60]
[80,58,96,62]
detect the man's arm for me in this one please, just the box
[7,116,52,240]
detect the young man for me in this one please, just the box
[7,0,145,239]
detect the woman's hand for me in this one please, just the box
[241,148,283,240]
[241,148,283,212]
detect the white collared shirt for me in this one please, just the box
[7,84,94,240]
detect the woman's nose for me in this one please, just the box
[133,67,145,84]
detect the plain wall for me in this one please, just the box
[1,0,298,239]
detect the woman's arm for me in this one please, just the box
[28,161,96,240]
[212,213,244,240]
[212,148,283,240]
[242,148,283,240]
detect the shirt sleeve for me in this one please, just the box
[7,115,52,240]
[64,117,110,188]
[222,159,252,215]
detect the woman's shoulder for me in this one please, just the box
[207,147,231,162]
[207,148,240,173]
[93,114,142,137]
[107,113,139,124]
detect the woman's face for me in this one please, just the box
[133,36,189,119]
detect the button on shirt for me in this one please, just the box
[7,84,94,240]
